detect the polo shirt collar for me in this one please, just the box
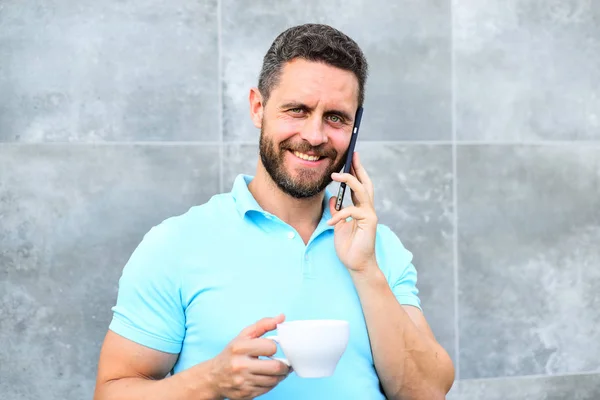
[230,174,334,226]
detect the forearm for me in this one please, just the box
[351,266,454,400]
[94,359,222,400]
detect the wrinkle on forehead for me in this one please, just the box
[271,59,359,113]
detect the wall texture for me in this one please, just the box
[1,1,599,399]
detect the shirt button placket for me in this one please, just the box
[302,247,313,279]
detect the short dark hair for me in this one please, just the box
[258,23,369,107]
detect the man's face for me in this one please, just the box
[257,58,359,199]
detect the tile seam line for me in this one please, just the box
[2,141,599,146]
[459,370,600,383]
[451,0,460,381]
[217,0,223,193]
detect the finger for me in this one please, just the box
[328,194,350,217]
[352,152,374,201]
[249,373,288,389]
[348,165,360,205]
[328,195,338,217]
[245,338,279,357]
[248,358,290,376]
[350,164,357,178]
[327,206,367,226]
[229,338,278,357]
[239,314,285,339]
[330,172,370,206]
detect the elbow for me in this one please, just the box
[93,385,105,400]
[93,380,114,400]
[427,347,456,397]
[388,385,449,400]
[390,349,456,400]
[439,349,456,394]
[93,378,122,400]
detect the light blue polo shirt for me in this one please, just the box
[109,174,421,399]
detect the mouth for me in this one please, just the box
[290,150,324,162]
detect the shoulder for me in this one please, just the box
[146,192,236,243]
[374,223,408,250]
[126,192,236,268]
[374,223,414,271]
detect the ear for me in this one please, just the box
[249,87,264,129]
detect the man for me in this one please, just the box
[94,23,454,400]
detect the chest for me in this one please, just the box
[178,229,374,365]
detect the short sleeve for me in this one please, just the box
[375,225,422,311]
[109,223,185,354]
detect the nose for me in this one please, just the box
[299,115,328,146]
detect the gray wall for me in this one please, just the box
[1,1,598,399]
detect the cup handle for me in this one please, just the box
[264,336,292,369]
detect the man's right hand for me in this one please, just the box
[207,314,291,400]
[94,315,290,400]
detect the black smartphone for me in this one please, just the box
[335,106,364,211]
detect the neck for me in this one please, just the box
[248,164,326,233]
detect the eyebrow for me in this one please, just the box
[279,102,354,123]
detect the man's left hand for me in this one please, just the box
[327,152,379,274]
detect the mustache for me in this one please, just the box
[280,139,338,159]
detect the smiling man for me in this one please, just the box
[94,24,455,400]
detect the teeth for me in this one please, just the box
[293,151,321,161]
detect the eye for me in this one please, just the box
[327,115,343,124]
[289,108,303,114]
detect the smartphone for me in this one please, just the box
[335,106,364,211]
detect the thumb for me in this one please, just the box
[239,314,285,339]
[328,196,340,217]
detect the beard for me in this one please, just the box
[259,124,347,199]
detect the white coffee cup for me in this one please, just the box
[265,319,350,378]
